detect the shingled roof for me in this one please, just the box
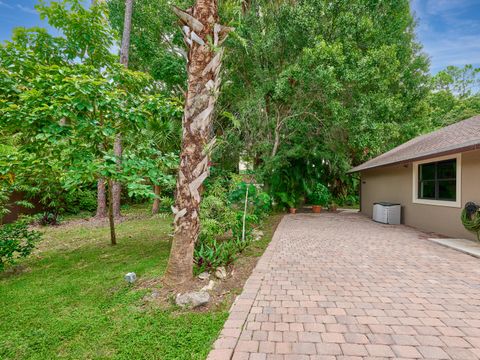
[349,115,480,173]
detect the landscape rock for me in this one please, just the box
[124,272,137,283]
[175,291,210,308]
[215,266,227,279]
[200,280,215,292]
[252,229,264,241]
[144,290,159,301]
[197,271,210,280]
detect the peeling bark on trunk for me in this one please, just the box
[164,0,231,285]
[152,185,161,214]
[96,178,107,218]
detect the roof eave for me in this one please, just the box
[348,143,480,174]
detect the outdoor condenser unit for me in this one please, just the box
[373,202,401,224]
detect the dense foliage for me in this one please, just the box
[0,220,41,271]
[194,171,272,272]
[215,0,432,205]
[310,183,331,207]
[108,0,189,92]
[0,1,182,228]
[428,64,480,127]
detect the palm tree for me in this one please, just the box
[164,0,232,285]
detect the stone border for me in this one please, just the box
[206,217,285,360]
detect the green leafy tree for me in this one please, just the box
[429,64,480,127]
[0,0,177,244]
[217,0,431,201]
[108,0,190,92]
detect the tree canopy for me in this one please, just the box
[214,0,431,201]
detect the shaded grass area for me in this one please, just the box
[0,206,283,359]
[0,207,226,360]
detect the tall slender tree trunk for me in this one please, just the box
[120,0,133,67]
[152,185,161,214]
[112,0,134,218]
[112,135,122,218]
[107,180,117,245]
[96,178,107,218]
[92,0,107,217]
[164,1,231,285]
[271,114,282,157]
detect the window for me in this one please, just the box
[412,154,461,208]
[418,159,456,201]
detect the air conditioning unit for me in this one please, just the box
[373,202,401,224]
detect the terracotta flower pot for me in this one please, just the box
[312,205,322,213]
[289,207,297,214]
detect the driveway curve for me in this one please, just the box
[208,212,480,360]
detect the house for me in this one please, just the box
[349,115,480,240]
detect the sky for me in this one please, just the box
[410,0,480,73]
[0,0,480,74]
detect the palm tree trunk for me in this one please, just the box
[163,0,231,285]
[112,0,134,218]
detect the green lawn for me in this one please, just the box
[0,207,229,360]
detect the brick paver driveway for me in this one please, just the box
[208,212,480,360]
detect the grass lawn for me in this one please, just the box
[0,205,281,360]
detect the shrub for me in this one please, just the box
[194,239,237,273]
[229,182,272,219]
[194,177,271,273]
[335,194,359,207]
[275,191,301,209]
[64,189,97,214]
[159,196,175,212]
[200,192,237,241]
[310,183,331,207]
[0,220,42,271]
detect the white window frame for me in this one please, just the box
[412,153,461,208]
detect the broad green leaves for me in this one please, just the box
[0,0,182,217]
[217,0,431,200]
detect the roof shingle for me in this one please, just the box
[349,115,480,173]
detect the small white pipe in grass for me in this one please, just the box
[242,183,249,242]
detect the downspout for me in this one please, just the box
[359,173,362,213]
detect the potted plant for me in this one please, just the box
[277,192,300,214]
[310,183,330,213]
[288,198,297,214]
[287,193,301,214]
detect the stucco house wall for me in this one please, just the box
[360,149,480,240]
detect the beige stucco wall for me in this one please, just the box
[360,149,480,240]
